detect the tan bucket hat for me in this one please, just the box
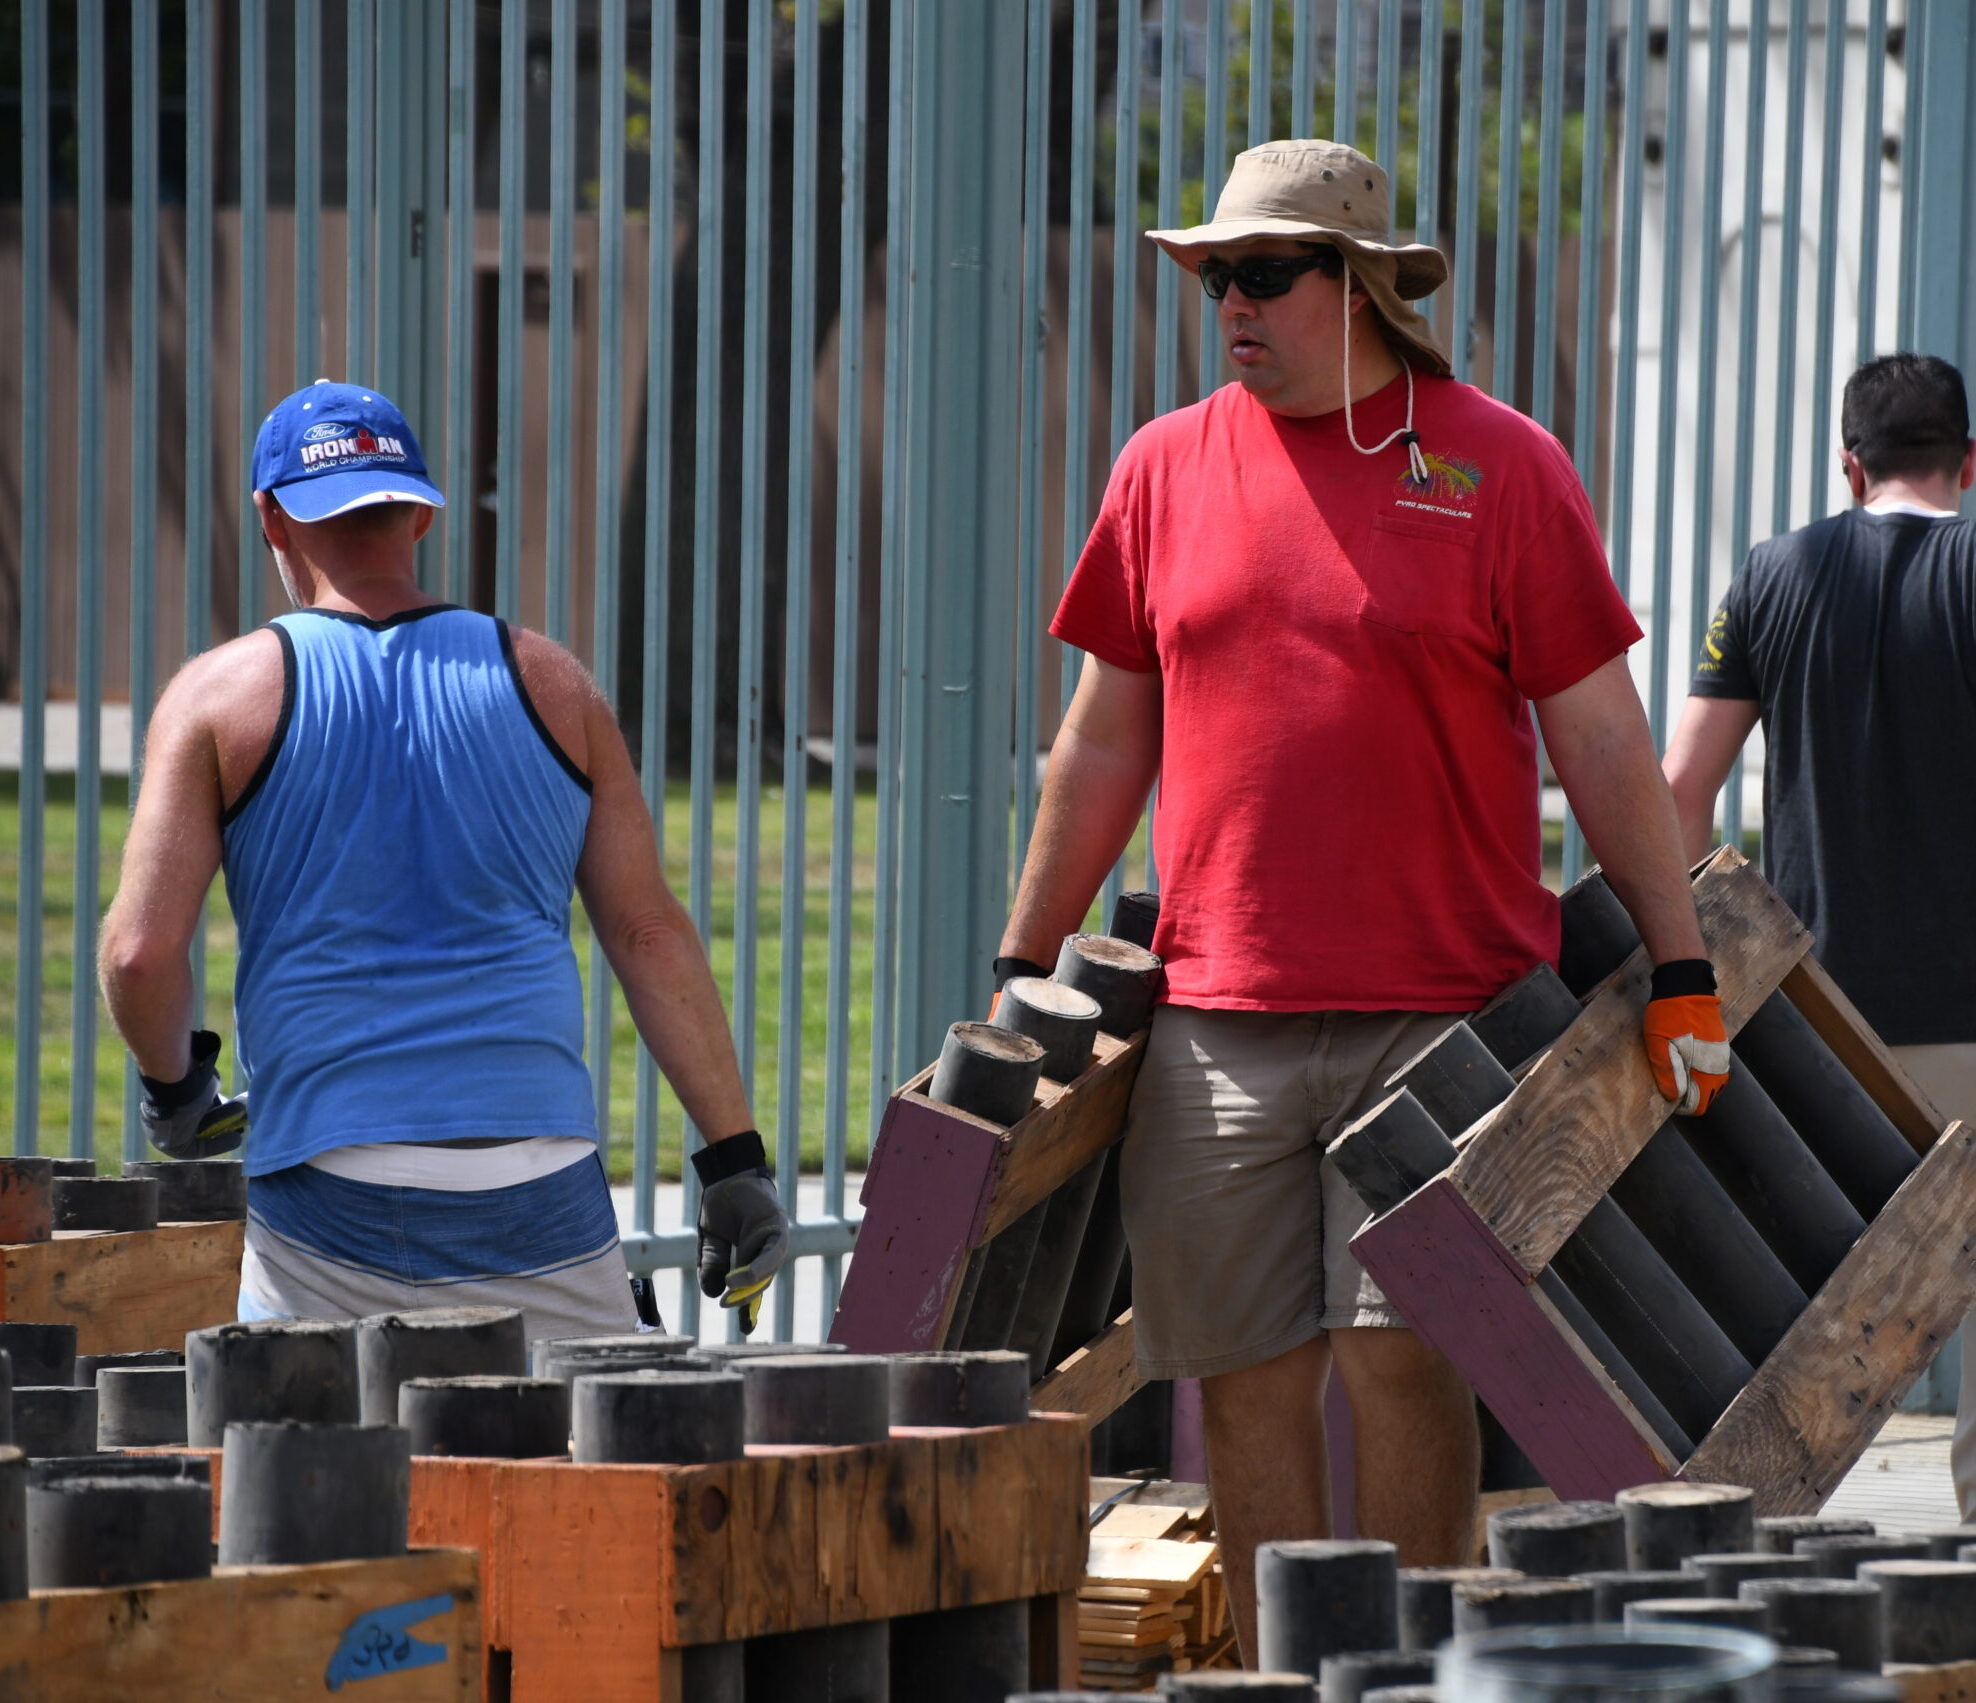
[1147,139,1451,375]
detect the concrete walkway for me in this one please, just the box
[1827,1412,1963,1533]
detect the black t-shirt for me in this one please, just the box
[1692,507,1976,1044]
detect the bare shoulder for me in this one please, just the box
[503,622,606,778]
[146,628,287,809]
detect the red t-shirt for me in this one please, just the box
[1051,374,1641,1011]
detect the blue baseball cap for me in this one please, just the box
[251,379,446,522]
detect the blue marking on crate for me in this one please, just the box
[324,1592,454,1690]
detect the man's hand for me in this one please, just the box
[690,1130,789,1333]
[1643,961,1731,1116]
[139,1029,249,1158]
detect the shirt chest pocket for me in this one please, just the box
[1356,514,1486,639]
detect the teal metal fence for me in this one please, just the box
[7,0,1975,1343]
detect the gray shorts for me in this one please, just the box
[1119,1004,1462,1381]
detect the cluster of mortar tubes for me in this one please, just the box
[928,895,1165,1377]
[1328,869,1918,1459]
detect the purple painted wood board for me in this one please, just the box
[827,1094,1006,1353]
[1352,1175,1677,1502]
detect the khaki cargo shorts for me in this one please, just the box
[1119,1004,1462,1381]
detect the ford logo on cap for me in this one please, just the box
[301,421,348,443]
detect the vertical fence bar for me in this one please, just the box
[1417,0,1444,261]
[495,0,526,623]
[1016,0,1053,854]
[72,0,106,1157]
[1375,0,1399,186]
[1856,0,1888,366]
[185,0,214,1010]
[127,0,163,1156]
[1292,0,1318,139]
[1645,0,1691,744]
[1561,0,1609,886]
[296,0,321,382]
[15,0,49,1154]
[1452,0,1484,383]
[1804,0,1847,522]
[1607,0,1649,605]
[633,0,677,1246]
[1199,0,1229,397]
[1529,0,1564,430]
[1110,0,1142,457]
[591,0,628,1163]
[240,0,268,635]
[1491,0,1524,403]
[445,0,475,606]
[373,5,407,399]
[1722,0,1771,856]
[546,0,576,643]
[1061,0,1097,727]
[684,0,733,1335]
[820,0,867,1323]
[1249,0,1272,145]
[1685,1,1731,727]
[347,0,374,378]
[729,0,770,1258]
[1893,0,1921,351]
[1772,0,1810,535]
[1337,0,1358,144]
[1153,0,1181,428]
[776,0,820,1339]
[869,0,912,1169]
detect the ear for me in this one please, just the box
[1839,450,1867,503]
[411,504,438,544]
[1961,440,1975,493]
[253,489,289,552]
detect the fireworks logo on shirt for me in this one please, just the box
[1396,450,1484,508]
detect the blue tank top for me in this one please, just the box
[222,607,596,1175]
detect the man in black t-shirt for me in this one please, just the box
[1664,351,1976,1518]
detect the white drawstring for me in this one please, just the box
[1341,266,1429,486]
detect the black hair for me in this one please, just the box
[1840,353,1971,483]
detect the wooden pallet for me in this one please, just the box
[155,1415,1089,1702]
[0,1220,243,1354]
[832,1024,1150,1422]
[1352,846,1976,1515]
[0,1548,478,1702]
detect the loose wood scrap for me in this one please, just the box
[1078,1507,1225,1690]
[0,1220,244,1354]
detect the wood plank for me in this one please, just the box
[1448,849,1812,1274]
[0,1220,243,1354]
[828,1095,1007,1352]
[1680,1120,1976,1516]
[1094,1504,1192,1540]
[1351,1176,1679,1501]
[916,1415,1089,1610]
[408,1456,510,1662]
[1031,1589,1081,1688]
[496,1461,670,1703]
[982,1030,1145,1239]
[0,1549,479,1703]
[1032,1309,1145,1421]
[1780,954,1948,1155]
[1887,1660,1976,1703]
[1084,1536,1216,1592]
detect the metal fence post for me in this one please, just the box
[1906,0,1976,380]
[893,0,1027,1074]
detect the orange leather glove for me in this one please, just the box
[1643,959,1731,1116]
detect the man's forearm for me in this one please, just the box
[101,950,198,1082]
[605,903,756,1142]
[1000,725,1158,966]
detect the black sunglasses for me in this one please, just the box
[1196,246,1343,301]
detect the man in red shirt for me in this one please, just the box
[997,140,1726,1661]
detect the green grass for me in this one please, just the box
[0,773,892,1182]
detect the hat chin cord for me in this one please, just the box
[1340,267,1430,485]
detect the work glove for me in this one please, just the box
[138,1029,249,1159]
[1643,960,1732,1117]
[989,955,1050,1020]
[690,1130,789,1334]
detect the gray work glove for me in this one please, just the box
[139,1029,249,1159]
[690,1130,789,1334]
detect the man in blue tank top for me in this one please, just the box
[100,381,788,1342]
